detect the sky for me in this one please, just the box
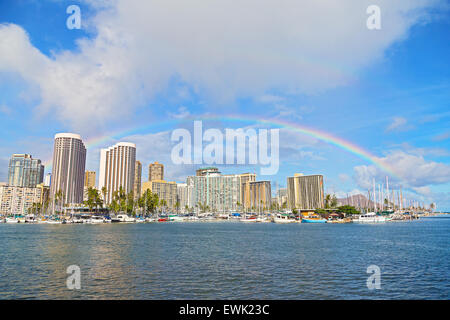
[0,0,449,210]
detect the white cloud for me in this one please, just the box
[0,0,444,131]
[386,117,412,132]
[339,173,351,183]
[432,131,450,142]
[354,150,450,190]
[411,186,432,195]
[168,106,191,119]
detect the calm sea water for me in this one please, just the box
[0,216,449,299]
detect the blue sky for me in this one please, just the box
[0,0,449,210]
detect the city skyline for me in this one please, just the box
[0,1,449,210]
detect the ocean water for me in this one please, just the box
[0,216,448,299]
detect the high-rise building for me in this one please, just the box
[239,173,256,207]
[187,171,241,213]
[134,161,142,200]
[148,161,164,181]
[8,154,44,188]
[50,133,86,205]
[84,171,96,188]
[196,167,220,176]
[243,181,272,211]
[0,184,49,215]
[99,142,136,204]
[275,188,288,208]
[177,182,193,213]
[142,180,177,209]
[44,173,51,187]
[287,174,324,210]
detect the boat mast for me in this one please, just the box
[386,176,390,210]
[373,178,376,212]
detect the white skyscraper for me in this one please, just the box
[99,142,136,204]
[50,133,87,204]
[44,173,52,187]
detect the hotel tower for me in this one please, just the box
[50,133,87,204]
[287,174,324,210]
[99,142,136,204]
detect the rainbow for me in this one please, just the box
[43,114,398,179]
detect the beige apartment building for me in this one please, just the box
[142,180,177,209]
[134,160,142,200]
[242,180,272,211]
[239,173,256,208]
[148,162,164,181]
[84,171,96,188]
[0,183,49,215]
[287,174,324,210]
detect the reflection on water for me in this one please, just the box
[0,217,449,299]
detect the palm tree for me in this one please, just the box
[331,195,338,208]
[324,194,332,209]
[101,186,107,208]
[54,189,64,216]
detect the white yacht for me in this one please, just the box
[354,212,387,223]
[25,214,37,223]
[273,213,296,224]
[89,215,106,224]
[45,219,62,224]
[112,214,136,223]
[5,217,19,223]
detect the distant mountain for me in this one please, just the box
[336,194,374,208]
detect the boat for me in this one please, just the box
[327,218,352,224]
[112,214,136,223]
[71,215,84,223]
[241,215,258,223]
[354,212,387,223]
[5,216,19,223]
[169,215,185,222]
[217,213,230,220]
[25,214,38,223]
[89,215,106,224]
[45,219,62,224]
[273,213,296,224]
[256,216,271,223]
[302,215,327,223]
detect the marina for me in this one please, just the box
[0,210,437,225]
[0,215,448,299]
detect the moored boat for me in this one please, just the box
[354,212,386,223]
[302,216,327,223]
[111,214,136,223]
[273,213,296,224]
[89,215,106,224]
[241,215,258,223]
[5,216,19,223]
